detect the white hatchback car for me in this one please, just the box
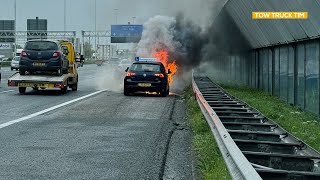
[11,56,20,71]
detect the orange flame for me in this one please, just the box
[152,49,177,85]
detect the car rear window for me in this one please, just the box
[130,63,161,72]
[13,57,20,61]
[25,41,58,51]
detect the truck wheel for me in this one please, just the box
[19,87,26,94]
[19,69,25,75]
[71,83,78,91]
[71,77,78,91]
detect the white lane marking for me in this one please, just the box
[0,90,106,129]
[0,90,15,94]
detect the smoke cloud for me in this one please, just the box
[96,0,252,93]
[134,4,252,91]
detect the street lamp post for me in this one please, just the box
[132,16,136,24]
[64,0,66,37]
[114,8,118,24]
[14,0,16,51]
[95,0,97,61]
[113,8,118,50]
[64,0,66,31]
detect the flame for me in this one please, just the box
[152,49,177,85]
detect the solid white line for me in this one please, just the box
[0,90,106,129]
[0,90,15,94]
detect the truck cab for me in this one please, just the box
[59,40,77,75]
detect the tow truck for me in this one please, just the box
[7,40,78,94]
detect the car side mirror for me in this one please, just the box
[168,69,172,74]
[125,67,129,72]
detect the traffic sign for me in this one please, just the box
[111,25,143,43]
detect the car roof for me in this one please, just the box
[133,61,163,65]
[26,39,60,44]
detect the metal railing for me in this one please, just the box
[192,71,262,180]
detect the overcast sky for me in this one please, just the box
[0,0,214,32]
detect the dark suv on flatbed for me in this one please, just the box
[19,40,69,75]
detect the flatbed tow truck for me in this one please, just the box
[7,40,78,94]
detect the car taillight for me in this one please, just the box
[155,73,164,78]
[20,51,27,57]
[126,72,136,76]
[53,51,61,58]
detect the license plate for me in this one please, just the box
[18,83,50,88]
[18,83,33,87]
[33,62,46,67]
[138,83,151,87]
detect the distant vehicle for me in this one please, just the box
[11,56,20,71]
[123,58,171,97]
[80,55,85,66]
[19,40,69,76]
[75,54,85,68]
[15,49,23,57]
[117,59,132,71]
[108,57,120,65]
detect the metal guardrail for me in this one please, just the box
[192,72,262,180]
[192,71,320,179]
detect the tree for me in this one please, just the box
[83,42,94,59]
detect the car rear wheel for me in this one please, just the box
[32,87,39,91]
[19,69,25,75]
[160,88,167,97]
[124,88,130,96]
[19,87,26,94]
[63,62,69,74]
[11,68,13,71]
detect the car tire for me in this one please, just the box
[19,87,26,94]
[124,88,130,96]
[166,86,170,95]
[19,69,25,75]
[11,68,13,71]
[32,87,39,91]
[62,62,68,74]
[160,88,167,97]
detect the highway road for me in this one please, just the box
[0,64,194,179]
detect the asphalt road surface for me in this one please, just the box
[0,64,194,180]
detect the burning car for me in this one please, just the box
[123,57,171,97]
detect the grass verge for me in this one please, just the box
[222,85,320,152]
[184,87,231,180]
